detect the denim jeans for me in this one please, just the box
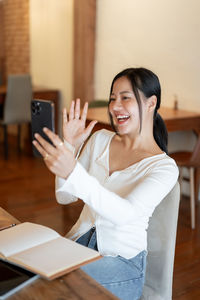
[76,228,147,300]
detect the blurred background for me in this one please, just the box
[0,0,199,194]
[0,1,200,298]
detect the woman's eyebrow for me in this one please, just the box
[110,91,133,96]
[120,91,133,94]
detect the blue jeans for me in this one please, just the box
[76,228,147,300]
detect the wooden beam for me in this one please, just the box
[73,0,96,106]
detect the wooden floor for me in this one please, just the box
[1,141,200,300]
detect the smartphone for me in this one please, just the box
[31,99,55,157]
[0,260,39,299]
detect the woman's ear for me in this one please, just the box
[148,95,157,112]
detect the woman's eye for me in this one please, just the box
[122,96,129,100]
[109,98,115,102]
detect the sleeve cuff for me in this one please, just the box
[62,162,89,198]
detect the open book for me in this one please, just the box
[0,222,100,280]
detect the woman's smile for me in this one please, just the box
[115,114,131,125]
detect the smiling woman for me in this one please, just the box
[108,68,168,154]
[33,67,179,300]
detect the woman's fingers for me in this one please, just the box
[33,127,76,179]
[84,120,98,138]
[74,98,80,119]
[43,128,64,149]
[33,128,64,157]
[32,139,49,159]
[69,100,75,121]
[81,102,88,122]
[33,133,57,157]
[68,99,89,122]
[69,99,81,120]
[63,107,68,124]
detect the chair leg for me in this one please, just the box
[190,167,195,229]
[3,124,8,160]
[195,168,200,202]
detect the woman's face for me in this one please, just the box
[109,76,143,136]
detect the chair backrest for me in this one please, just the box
[190,135,200,166]
[141,182,180,300]
[3,74,32,124]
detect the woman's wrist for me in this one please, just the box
[64,139,76,155]
[64,160,77,180]
[63,139,84,159]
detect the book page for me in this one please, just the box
[9,237,100,279]
[0,222,60,257]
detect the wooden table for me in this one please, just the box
[0,207,117,300]
[0,85,60,132]
[87,106,200,134]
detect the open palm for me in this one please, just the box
[63,99,97,150]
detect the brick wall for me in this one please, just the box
[1,0,30,80]
[0,0,30,143]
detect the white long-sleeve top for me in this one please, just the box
[56,129,179,259]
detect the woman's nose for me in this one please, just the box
[112,98,122,110]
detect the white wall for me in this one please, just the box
[95,0,200,197]
[95,0,200,112]
[29,0,74,120]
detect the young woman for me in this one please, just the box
[33,68,179,300]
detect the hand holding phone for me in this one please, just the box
[31,99,55,157]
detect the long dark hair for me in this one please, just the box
[108,67,168,153]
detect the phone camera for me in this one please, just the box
[32,102,41,115]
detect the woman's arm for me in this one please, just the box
[54,99,97,205]
[55,132,96,204]
[58,160,179,225]
[33,128,178,226]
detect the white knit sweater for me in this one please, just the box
[56,129,179,259]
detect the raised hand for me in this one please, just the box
[63,99,97,150]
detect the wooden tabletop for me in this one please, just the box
[0,208,20,229]
[87,106,200,133]
[0,208,117,300]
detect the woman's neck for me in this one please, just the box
[116,131,162,155]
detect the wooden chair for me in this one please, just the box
[0,74,32,159]
[141,182,180,300]
[170,135,200,229]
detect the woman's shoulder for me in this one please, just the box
[145,153,179,180]
[147,152,178,168]
[159,153,178,167]
[89,129,115,144]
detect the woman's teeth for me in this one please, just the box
[115,115,130,125]
[116,115,130,121]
